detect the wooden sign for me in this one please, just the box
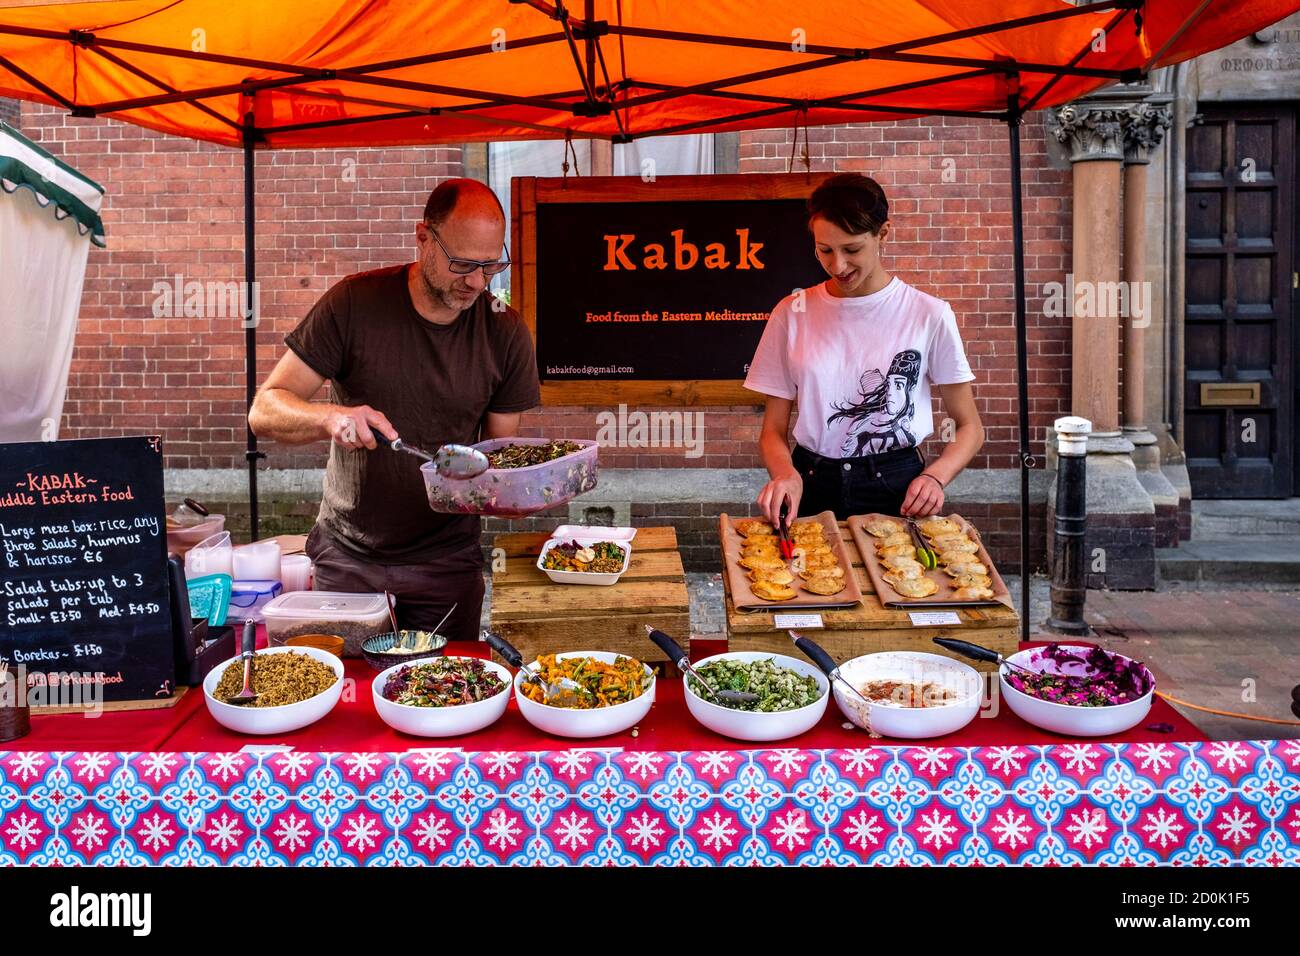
[511,173,831,406]
[0,436,175,705]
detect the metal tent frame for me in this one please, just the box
[0,0,1225,641]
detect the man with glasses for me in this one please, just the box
[249,179,538,642]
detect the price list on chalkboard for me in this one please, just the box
[0,436,174,704]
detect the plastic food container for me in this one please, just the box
[279,554,313,592]
[536,536,632,586]
[421,437,598,517]
[261,590,391,658]
[184,531,233,578]
[233,539,282,581]
[227,579,283,623]
[166,513,226,550]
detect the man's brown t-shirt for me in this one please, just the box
[284,265,539,564]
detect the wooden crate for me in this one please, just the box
[490,527,690,666]
[725,522,1020,671]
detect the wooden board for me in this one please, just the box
[32,685,189,716]
[724,522,1019,671]
[490,527,689,666]
[848,513,1014,610]
[720,511,862,612]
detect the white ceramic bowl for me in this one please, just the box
[833,651,982,739]
[536,537,632,586]
[372,655,512,737]
[1000,645,1154,737]
[514,650,655,738]
[684,651,829,742]
[203,644,344,736]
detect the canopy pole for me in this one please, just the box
[242,120,262,541]
[1006,97,1031,643]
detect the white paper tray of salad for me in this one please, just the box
[537,533,634,586]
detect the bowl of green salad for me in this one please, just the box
[683,651,829,742]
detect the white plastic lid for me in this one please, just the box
[550,525,637,542]
[260,590,389,622]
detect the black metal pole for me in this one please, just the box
[1048,418,1091,635]
[1007,100,1032,644]
[242,121,261,541]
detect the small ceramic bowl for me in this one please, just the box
[284,633,345,658]
[362,630,448,671]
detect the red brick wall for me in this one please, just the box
[18,102,1071,472]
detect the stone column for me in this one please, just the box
[1046,94,1159,591]
[1120,99,1181,549]
[1054,102,1125,435]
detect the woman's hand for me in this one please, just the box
[900,473,944,517]
[757,470,803,527]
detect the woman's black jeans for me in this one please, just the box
[792,444,925,520]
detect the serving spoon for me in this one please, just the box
[645,626,759,706]
[373,433,489,479]
[483,631,590,707]
[226,620,260,706]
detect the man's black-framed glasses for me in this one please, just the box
[425,223,511,276]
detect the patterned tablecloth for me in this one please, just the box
[2,740,1297,865]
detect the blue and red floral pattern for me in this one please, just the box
[1,740,1297,866]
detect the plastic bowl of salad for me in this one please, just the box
[999,644,1155,737]
[683,652,829,742]
[371,655,512,737]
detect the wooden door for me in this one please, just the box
[1184,105,1295,498]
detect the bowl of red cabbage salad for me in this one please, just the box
[381,658,507,708]
[1003,644,1153,707]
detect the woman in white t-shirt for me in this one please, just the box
[744,173,984,524]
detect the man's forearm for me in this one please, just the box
[249,388,333,445]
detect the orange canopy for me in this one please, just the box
[0,0,1296,149]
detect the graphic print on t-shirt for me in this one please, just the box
[827,349,922,456]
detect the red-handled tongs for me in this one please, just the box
[778,501,795,561]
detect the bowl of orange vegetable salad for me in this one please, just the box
[514,651,655,738]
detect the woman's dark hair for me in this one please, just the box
[807,172,889,236]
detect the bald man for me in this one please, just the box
[249,179,539,641]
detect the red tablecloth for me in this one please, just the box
[3,634,1206,752]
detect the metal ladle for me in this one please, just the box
[373,433,489,479]
[483,631,590,707]
[226,620,260,706]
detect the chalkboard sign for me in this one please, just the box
[512,173,831,406]
[0,436,174,705]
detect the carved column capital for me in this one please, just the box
[1120,101,1172,165]
[1052,103,1126,163]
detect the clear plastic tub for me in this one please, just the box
[261,590,391,658]
[166,513,226,550]
[227,579,283,623]
[420,438,598,517]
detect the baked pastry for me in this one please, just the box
[877,543,918,560]
[799,565,844,580]
[792,544,833,560]
[880,563,925,581]
[742,534,779,548]
[944,561,989,578]
[801,574,847,596]
[736,519,774,537]
[918,517,961,539]
[952,585,996,601]
[752,580,797,601]
[936,549,981,567]
[864,517,906,538]
[874,532,914,550]
[885,575,939,598]
[932,537,978,555]
[741,543,781,559]
[798,551,840,571]
[791,519,824,534]
[881,554,924,572]
[748,567,795,585]
[740,553,786,571]
[949,572,993,589]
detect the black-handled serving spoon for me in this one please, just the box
[644,626,757,706]
[482,630,588,707]
[226,620,260,706]
[932,637,1037,677]
[789,631,877,735]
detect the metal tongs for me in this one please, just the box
[373,432,490,479]
[904,517,935,566]
[483,632,590,707]
[777,501,795,561]
[645,626,758,706]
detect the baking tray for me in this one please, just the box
[720,511,863,613]
[848,513,1014,610]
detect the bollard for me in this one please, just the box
[1047,416,1092,635]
